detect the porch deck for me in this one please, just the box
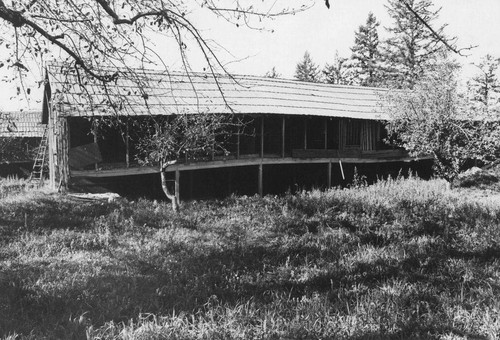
[70,148,426,178]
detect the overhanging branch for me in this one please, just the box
[400,0,477,56]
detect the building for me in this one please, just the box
[44,63,431,198]
[0,111,45,177]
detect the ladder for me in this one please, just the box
[30,125,48,185]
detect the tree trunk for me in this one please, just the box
[161,170,179,212]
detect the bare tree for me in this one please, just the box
[0,0,312,85]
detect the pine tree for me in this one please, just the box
[383,0,446,88]
[265,67,281,79]
[295,51,320,82]
[467,55,500,113]
[323,51,352,85]
[350,12,384,86]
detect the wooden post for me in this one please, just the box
[260,116,264,158]
[125,120,130,168]
[236,126,240,159]
[227,167,233,195]
[175,169,180,205]
[282,116,286,158]
[304,118,307,150]
[56,117,70,191]
[258,163,263,196]
[93,120,98,171]
[324,118,328,149]
[328,161,332,188]
[44,91,57,189]
[189,170,194,200]
[339,160,345,180]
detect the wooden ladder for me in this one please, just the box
[30,125,48,185]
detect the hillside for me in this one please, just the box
[1,176,500,339]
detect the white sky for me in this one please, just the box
[1,0,499,111]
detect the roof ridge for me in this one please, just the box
[45,62,388,92]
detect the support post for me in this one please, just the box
[324,118,328,150]
[260,116,264,158]
[258,163,263,196]
[47,103,56,189]
[304,118,307,150]
[125,120,130,168]
[93,120,98,171]
[56,117,70,191]
[328,161,332,188]
[175,169,180,206]
[44,87,58,190]
[282,116,286,158]
[236,126,240,159]
[189,170,194,200]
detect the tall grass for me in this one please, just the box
[0,177,37,199]
[1,175,500,339]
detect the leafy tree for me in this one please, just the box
[467,54,500,113]
[134,113,232,211]
[383,0,447,88]
[385,60,500,182]
[349,12,384,86]
[323,51,353,85]
[295,51,320,82]
[0,137,36,163]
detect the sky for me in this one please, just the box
[1,0,499,111]
[190,0,500,78]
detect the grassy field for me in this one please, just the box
[1,175,500,339]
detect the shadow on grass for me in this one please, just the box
[1,234,496,339]
[1,190,499,340]
[0,195,117,233]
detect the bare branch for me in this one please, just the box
[400,0,477,56]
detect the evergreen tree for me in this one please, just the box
[383,0,446,88]
[350,12,384,86]
[265,67,281,79]
[295,51,320,82]
[467,55,500,113]
[323,51,353,85]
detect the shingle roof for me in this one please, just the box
[0,111,44,137]
[46,63,389,120]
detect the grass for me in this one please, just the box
[1,175,500,339]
